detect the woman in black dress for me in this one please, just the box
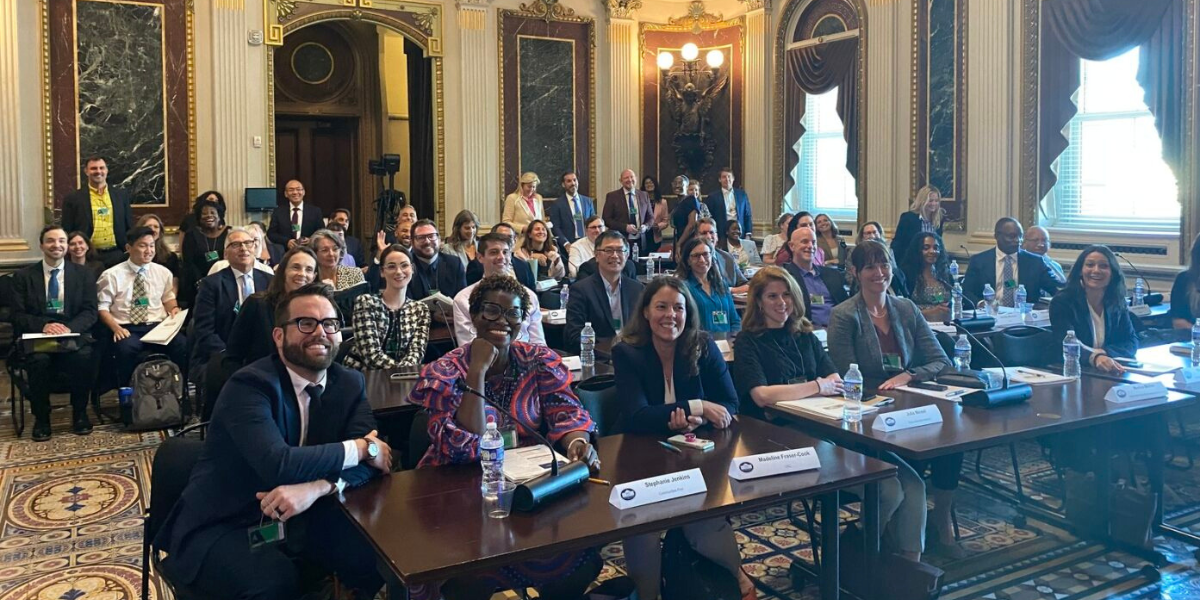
[179,200,229,307]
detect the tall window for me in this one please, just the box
[1048,47,1179,232]
[787,88,858,220]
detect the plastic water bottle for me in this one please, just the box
[581,321,596,376]
[951,282,964,320]
[1015,284,1029,318]
[480,419,505,497]
[647,256,656,277]
[949,260,960,281]
[843,363,863,423]
[632,243,639,260]
[954,334,972,371]
[560,284,570,310]
[1133,278,1146,307]
[1063,330,1081,378]
[980,283,996,315]
[1191,318,1200,367]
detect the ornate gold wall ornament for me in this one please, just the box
[276,0,298,22]
[519,0,576,22]
[669,1,725,35]
[414,7,437,34]
[737,0,769,12]
[605,0,642,19]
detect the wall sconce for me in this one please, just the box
[705,49,723,68]
[657,45,724,71]
[657,51,674,70]
[681,42,699,61]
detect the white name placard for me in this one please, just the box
[728,447,821,481]
[609,468,707,510]
[872,405,943,432]
[1104,382,1168,403]
[1129,304,1152,317]
[993,312,1025,328]
[1174,367,1200,385]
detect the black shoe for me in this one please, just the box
[32,420,52,442]
[72,413,94,435]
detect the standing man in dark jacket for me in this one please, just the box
[602,169,653,257]
[267,180,325,250]
[546,171,596,253]
[61,156,134,267]
[704,168,753,245]
[10,226,99,440]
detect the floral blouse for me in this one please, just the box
[410,342,595,467]
[344,294,430,371]
[911,275,950,308]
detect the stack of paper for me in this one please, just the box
[895,384,975,402]
[420,292,455,316]
[141,310,188,345]
[982,367,1074,385]
[502,445,569,483]
[715,339,734,362]
[776,397,880,421]
[1170,343,1193,357]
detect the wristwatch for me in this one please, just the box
[365,439,379,460]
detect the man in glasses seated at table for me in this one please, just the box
[154,283,393,599]
[452,232,545,346]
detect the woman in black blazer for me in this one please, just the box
[1048,245,1137,374]
[891,184,943,259]
[612,276,753,600]
[222,246,318,371]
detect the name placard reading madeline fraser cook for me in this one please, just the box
[1104,382,1168,403]
[609,468,707,510]
[727,447,821,481]
[871,405,943,432]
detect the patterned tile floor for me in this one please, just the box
[2,376,1200,599]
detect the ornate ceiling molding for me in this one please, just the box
[737,0,769,12]
[605,0,642,19]
[669,1,725,34]
[519,0,577,22]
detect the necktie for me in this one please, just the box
[48,268,61,313]
[1000,255,1015,307]
[572,197,583,238]
[627,192,639,229]
[302,383,323,445]
[306,383,323,407]
[130,267,149,324]
[242,273,254,305]
[291,207,300,239]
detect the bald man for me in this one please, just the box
[1023,226,1067,285]
[602,169,652,257]
[267,180,325,249]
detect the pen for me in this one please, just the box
[766,439,792,451]
[945,389,968,398]
[658,440,683,454]
[588,477,612,486]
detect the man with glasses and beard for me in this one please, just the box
[154,282,392,599]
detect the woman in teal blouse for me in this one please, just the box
[675,236,740,337]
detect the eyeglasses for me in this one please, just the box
[413,233,439,242]
[382,262,412,272]
[284,317,342,334]
[227,240,256,250]
[479,302,523,322]
[595,247,625,256]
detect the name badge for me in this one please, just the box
[134,297,150,307]
[611,318,621,332]
[233,301,241,313]
[247,520,286,549]
[45,299,63,313]
[291,223,301,232]
[1004,279,1017,289]
[1175,367,1200,385]
[609,468,706,510]
[204,250,219,262]
[728,447,821,481]
[872,405,943,432]
[810,294,826,306]
[1104,382,1168,403]
[882,353,902,370]
[97,207,110,216]
[712,311,728,326]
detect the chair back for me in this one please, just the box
[573,374,619,436]
[992,325,1059,367]
[404,411,431,470]
[147,436,204,542]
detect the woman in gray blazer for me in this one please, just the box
[827,240,964,559]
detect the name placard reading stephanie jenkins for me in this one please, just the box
[609,468,707,510]
[728,447,821,481]
[872,405,943,432]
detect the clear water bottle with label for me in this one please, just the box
[951,282,964,320]
[1015,284,1029,318]
[954,334,972,371]
[581,321,596,377]
[1133,278,1146,307]
[949,260,960,281]
[1063,330,1081,378]
[647,256,656,277]
[480,419,505,497]
[560,284,569,310]
[981,283,996,315]
[1191,318,1200,367]
[843,363,863,423]
[632,243,639,260]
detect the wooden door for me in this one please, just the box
[274,117,358,220]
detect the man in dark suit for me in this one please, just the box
[154,283,391,599]
[190,228,273,414]
[328,208,365,266]
[546,171,596,253]
[409,219,467,303]
[565,231,644,354]
[60,156,135,267]
[466,222,536,289]
[267,180,324,250]
[602,169,653,257]
[961,217,1060,306]
[10,225,99,441]
[704,168,754,245]
[781,227,848,327]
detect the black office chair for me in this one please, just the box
[142,423,214,600]
[404,410,431,470]
[572,374,620,436]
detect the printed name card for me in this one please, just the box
[728,447,821,481]
[993,312,1025,328]
[1174,367,1200,385]
[1104,382,1168,403]
[1129,304,1152,317]
[871,405,943,432]
[609,468,707,510]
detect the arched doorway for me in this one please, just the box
[263,1,445,239]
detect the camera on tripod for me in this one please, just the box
[368,154,405,234]
[368,154,401,178]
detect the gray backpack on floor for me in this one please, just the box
[127,354,184,430]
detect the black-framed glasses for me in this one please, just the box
[413,232,439,242]
[479,302,523,322]
[227,240,256,250]
[284,317,342,334]
[595,247,625,256]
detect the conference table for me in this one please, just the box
[767,371,1200,571]
[339,417,897,600]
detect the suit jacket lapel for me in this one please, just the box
[31,267,47,312]
[855,297,886,371]
[620,279,640,324]
[884,296,911,368]
[272,357,302,445]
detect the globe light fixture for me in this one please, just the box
[657,51,675,70]
[681,42,699,61]
[706,49,724,68]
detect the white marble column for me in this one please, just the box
[605,16,639,209]
[208,1,252,224]
[743,6,770,234]
[0,0,27,251]
[863,0,912,230]
[457,1,500,225]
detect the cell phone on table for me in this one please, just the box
[910,381,948,392]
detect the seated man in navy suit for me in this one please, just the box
[546,171,595,254]
[565,231,644,354]
[190,227,273,415]
[154,283,391,599]
[961,217,1060,307]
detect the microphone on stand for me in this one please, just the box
[1114,252,1163,306]
[958,245,972,259]
[938,322,1033,408]
[454,379,590,511]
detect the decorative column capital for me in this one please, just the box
[604,0,642,19]
[738,0,769,12]
[455,0,492,10]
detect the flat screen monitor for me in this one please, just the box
[245,187,277,212]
